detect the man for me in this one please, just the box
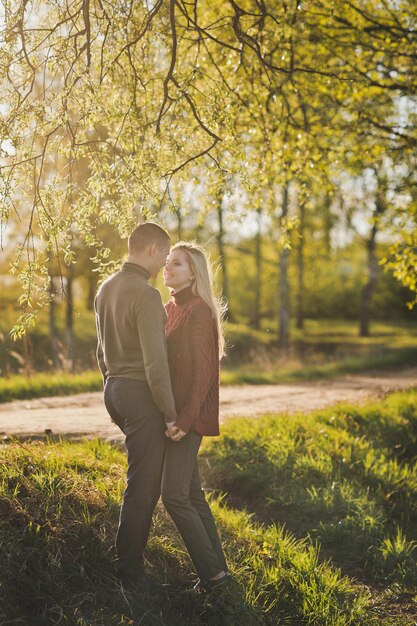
[94,222,177,587]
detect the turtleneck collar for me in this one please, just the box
[172,285,196,306]
[122,262,151,281]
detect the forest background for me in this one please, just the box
[0,0,416,379]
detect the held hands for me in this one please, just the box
[165,423,186,442]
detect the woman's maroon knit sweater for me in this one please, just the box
[165,286,220,436]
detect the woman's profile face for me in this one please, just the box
[163,248,193,293]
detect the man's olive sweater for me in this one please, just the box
[94,262,177,424]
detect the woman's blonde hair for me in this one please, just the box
[171,241,227,358]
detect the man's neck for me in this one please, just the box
[127,255,152,274]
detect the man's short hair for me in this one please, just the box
[128,222,170,254]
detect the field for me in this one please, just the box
[223,319,417,383]
[1,389,416,625]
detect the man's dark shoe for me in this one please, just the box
[120,573,156,592]
[192,574,231,592]
[116,567,153,592]
[116,568,175,593]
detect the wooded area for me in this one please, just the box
[1,0,416,370]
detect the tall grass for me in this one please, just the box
[1,438,373,625]
[2,390,417,623]
[201,389,417,596]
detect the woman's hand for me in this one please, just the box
[165,425,187,442]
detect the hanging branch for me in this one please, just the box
[81,0,91,68]
[156,0,178,133]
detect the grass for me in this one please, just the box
[1,318,417,403]
[1,439,371,626]
[0,370,103,403]
[1,390,417,624]
[1,348,415,404]
[200,389,417,624]
[220,347,417,385]
[222,319,417,384]
[227,319,417,352]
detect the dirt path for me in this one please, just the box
[0,368,416,443]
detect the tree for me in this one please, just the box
[359,168,388,336]
[278,182,291,350]
[252,204,263,329]
[1,0,417,338]
[295,197,305,331]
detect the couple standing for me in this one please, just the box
[94,222,229,591]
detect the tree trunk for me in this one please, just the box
[23,333,33,377]
[322,191,333,254]
[66,266,74,369]
[359,226,378,337]
[296,201,305,330]
[49,272,61,368]
[87,273,97,311]
[359,178,386,337]
[216,191,232,319]
[176,206,183,241]
[252,206,263,329]
[278,183,290,350]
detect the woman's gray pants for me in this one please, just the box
[161,430,227,580]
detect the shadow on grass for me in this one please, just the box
[0,441,270,626]
[201,392,417,587]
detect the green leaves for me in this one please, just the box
[1,0,416,333]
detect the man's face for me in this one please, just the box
[150,241,170,277]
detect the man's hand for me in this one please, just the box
[165,424,187,442]
[165,421,176,430]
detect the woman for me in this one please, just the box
[161,242,229,591]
